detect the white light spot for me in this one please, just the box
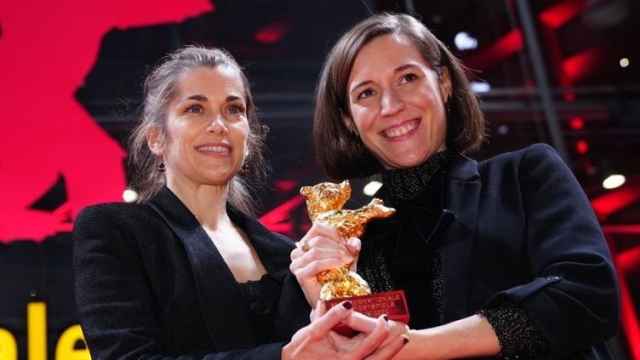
[363,181,383,196]
[620,57,630,68]
[123,189,139,203]
[603,174,626,190]
[454,32,478,51]
[471,81,491,93]
[497,125,509,135]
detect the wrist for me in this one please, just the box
[391,328,443,360]
[407,315,501,359]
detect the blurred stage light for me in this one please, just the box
[497,124,509,135]
[363,181,383,196]
[620,57,630,68]
[123,189,139,203]
[569,116,585,130]
[603,174,626,190]
[470,81,491,93]
[454,32,478,51]
[576,139,590,155]
[255,21,289,45]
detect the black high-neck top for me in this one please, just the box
[359,151,450,330]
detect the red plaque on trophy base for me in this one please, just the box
[325,290,410,336]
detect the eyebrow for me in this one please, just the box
[394,63,418,73]
[225,95,243,103]
[185,94,208,102]
[181,94,244,103]
[349,63,420,94]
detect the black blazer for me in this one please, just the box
[367,144,620,359]
[73,187,310,360]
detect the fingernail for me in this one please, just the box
[342,301,353,310]
[382,314,389,321]
[402,335,410,345]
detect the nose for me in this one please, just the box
[207,114,229,135]
[380,88,404,116]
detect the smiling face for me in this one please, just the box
[346,34,451,169]
[149,65,250,190]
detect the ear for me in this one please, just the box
[146,126,165,156]
[439,67,453,103]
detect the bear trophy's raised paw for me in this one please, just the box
[300,180,395,301]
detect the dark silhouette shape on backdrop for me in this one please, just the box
[0,0,212,242]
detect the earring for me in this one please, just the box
[158,162,165,172]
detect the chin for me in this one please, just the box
[398,153,432,168]
[199,173,236,187]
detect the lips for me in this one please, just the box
[382,118,420,139]
[195,143,231,155]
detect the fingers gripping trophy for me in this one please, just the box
[299,180,410,331]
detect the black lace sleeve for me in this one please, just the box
[479,302,550,359]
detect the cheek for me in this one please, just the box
[350,106,374,131]
[169,129,196,162]
[234,123,250,151]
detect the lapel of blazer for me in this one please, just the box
[148,187,255,349]
[227,206,293,278]
[439,153,481,322]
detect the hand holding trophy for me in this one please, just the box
[299,180,410,334]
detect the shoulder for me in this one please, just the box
[479,143,561,169]
[74,202,161,238]
[476,143,567,179]
[76,202,152,224]
[473,143,572,195]
[477,143,585,202]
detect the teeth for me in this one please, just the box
[198,145,229,154]
[384,120,417,138]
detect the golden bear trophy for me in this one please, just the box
[300,180,410,331]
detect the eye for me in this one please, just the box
[227,103,246,116]
[399,72,419,84]
[357,88,376,101]
[184,103,204,114]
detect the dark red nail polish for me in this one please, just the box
[342,301,353,310]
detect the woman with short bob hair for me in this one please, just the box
[292,13,620,359]
[314,13,484,179]
[73,45,408,360]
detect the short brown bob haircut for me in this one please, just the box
[314,13,485,180]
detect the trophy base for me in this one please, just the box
[325,290,409,336]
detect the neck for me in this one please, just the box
[165,173,230,230]
[380,149,451,204]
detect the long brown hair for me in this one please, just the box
[314,13,485,179]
